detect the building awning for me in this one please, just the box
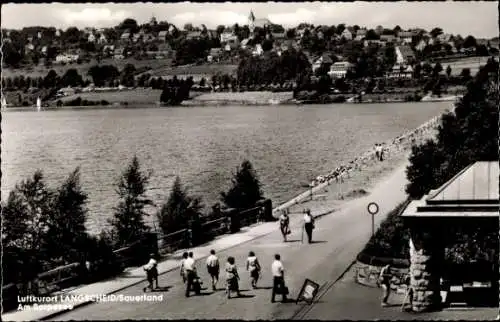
[401,161,499,218]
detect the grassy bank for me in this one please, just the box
[2,58,171,80]
[188,91,294,105]
[57,89,163,105]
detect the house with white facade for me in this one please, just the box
[220,30,234,43]
[207,48,222,62]
[341,29,353,40]
[97,33,108,44]
[395,45,415,65]
[158,30,168,42]
[56,53,79,63]
[120,31,131,42]
[252,44,264,56]
[327,61,353,79]
[87,33,96,43]
[312,54,334,72]
[380,34,396,43]
[415,39,427,52]
[397,31,414,44]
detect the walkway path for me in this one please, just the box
[9,160,410,321]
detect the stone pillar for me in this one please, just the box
[409,223,444,312]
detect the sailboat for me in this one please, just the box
[36,97,42,111]
[1,96,7,110]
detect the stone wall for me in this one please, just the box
[409,226,444,312]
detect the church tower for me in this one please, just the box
[248,10,256,32]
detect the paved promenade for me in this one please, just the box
[4,159,409,321]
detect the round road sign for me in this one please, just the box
[367,202,379,215]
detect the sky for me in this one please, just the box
[1,2,498,38]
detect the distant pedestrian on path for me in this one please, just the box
[143,253,159,292]
[180,252,189,283]
[225,256,241,299]
[379,264,392,306]
[303,209,315,243]
[271,254,287,303]
[184,252,196,297]
[375,143,383,161]
[279,210,290,242]
[246,251,261,289]
[206,250,220,291]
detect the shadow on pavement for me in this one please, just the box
[285,239,302,243]
[150,286,173,292]
[231,294,256,299]
[310,240,327,244]
[187,292,214,296]
[255,286,274,290]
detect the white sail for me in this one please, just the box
[37,97,42,111]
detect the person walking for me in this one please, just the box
[180,252,189,283]
[184,252,196,297]
[303,209,315,243]
[271,254,287,303]
[379,264,392,306]
[246,251,261,289]
[143,253,159,292]
[206,249,220,291]
[279,210,290,242]
[225,256,241,299]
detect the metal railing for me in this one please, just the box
[157,229,188,255]
[239,206,262,228]
[36,262,81,296]
[200,217,228,241]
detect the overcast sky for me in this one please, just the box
[1,2,498,38]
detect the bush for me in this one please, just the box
[358,200,411,261]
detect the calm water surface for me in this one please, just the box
[2,102,452,234]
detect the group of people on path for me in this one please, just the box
[142,207,319,301]
[175,250,288,302]
[279,208,315,243]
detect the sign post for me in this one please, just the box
[367,202,379,237]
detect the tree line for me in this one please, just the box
[2,157,264,288]
[358,57,499,268]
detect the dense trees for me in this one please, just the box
[159,76,194,105]
[110,155,153,247]
[237,48,311,86]
[2,168,92,285]
[157,176,203,235]
[406,58,498,199]
[221,160,264,210]
[88,65,120,86]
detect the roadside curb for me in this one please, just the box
[39,208,338,321]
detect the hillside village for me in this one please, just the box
[2,11,499,106]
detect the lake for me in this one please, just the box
[1,102,452,234]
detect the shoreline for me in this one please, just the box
[2,97,458,111]
[273,109,445,216]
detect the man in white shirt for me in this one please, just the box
[271,254,287,303]
[184,252,196,297]
[143,253,159,292]
[303,209,315,243]
[206,249,220,291]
